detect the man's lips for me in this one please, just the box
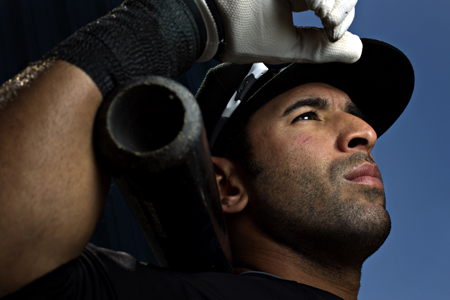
[344,163,384,188]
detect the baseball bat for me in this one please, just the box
[95,76,232,273]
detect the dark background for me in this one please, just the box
[0,0,219,265]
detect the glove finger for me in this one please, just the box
[288,0,310,12]
[311,0,336,19]
[324,7,355,42]
[289,0,326,12]
[322,0,358,27]
[293,28,362,63]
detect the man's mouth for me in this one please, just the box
[344,163,384,188]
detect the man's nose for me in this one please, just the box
[335,113,377,154]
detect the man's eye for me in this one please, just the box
[292,111,318,123]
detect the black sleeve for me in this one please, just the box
[3,245,118,300]
[2,244,195,300]
[44,0,203,97]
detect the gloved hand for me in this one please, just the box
[195,0,362,64]
[294,0,358,42]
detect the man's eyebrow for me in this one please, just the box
[344,101,366,121]
[281,98,329,117]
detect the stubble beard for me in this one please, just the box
[249,152,392,269]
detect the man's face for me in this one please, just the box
[244,82,391,267]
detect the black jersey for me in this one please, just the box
[4,244,342,300]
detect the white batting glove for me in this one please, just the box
[293,0,358,42]
[195,0,362,64]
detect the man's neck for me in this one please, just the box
[232,247,361,300]
[227,215,362,300]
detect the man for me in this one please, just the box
[195,50,413,299]
[0,0,414,299]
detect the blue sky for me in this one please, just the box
[295,1,450,299]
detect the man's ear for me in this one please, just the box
[211,156,249,214]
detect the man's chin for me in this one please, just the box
[346,184,386,207]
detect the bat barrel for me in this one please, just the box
[96,76,232,273]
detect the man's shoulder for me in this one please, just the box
[5,244,342,300]
[183,270,343,300]
[88,244,343,300]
